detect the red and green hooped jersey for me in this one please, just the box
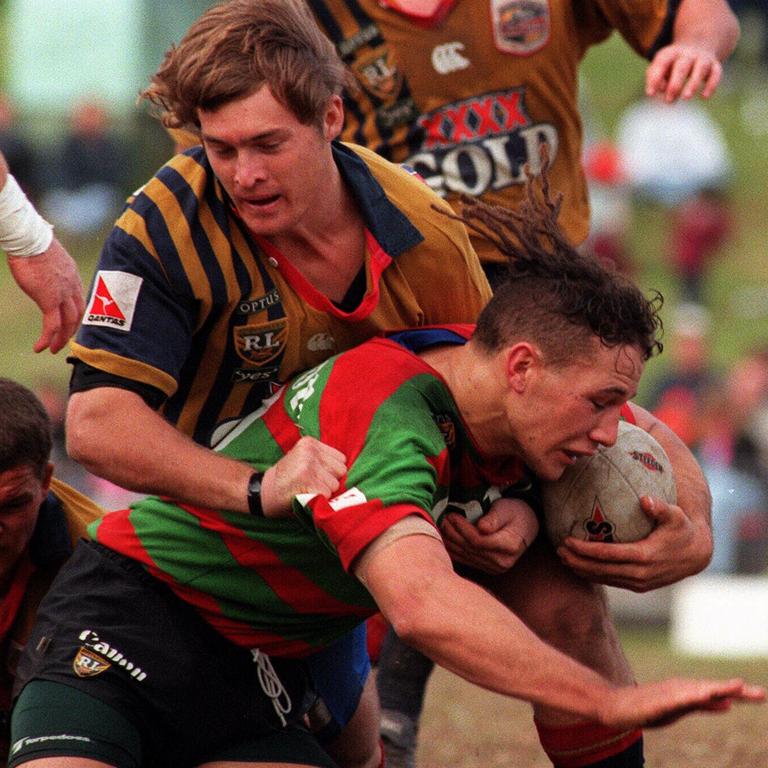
[90,326,526,657]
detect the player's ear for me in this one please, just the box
[322,95,345,141]
[505,343,537,393]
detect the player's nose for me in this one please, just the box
[589,413,619,448]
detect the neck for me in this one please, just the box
[421,343,515,457]
[267,174,366,301]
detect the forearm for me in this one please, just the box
[365,538,611,719]
[67,388,253,512]
[674,0,740,61]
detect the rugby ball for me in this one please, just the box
[541,421,676,546]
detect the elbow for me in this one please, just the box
[384,589,440,652]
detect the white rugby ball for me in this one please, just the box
[541,421,676,546]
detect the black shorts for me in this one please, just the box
[10,541,336,768]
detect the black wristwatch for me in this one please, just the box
[247,472,264,517]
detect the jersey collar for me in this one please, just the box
[332,141,424,258]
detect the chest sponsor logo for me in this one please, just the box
[234,320,288,366]
[238,288,281,316]
[491,0,550,55]
[288,361,328,416]
[82,271,143,331]
[431,41,470,75]
[352,44,403,101]
[407,87,557,197]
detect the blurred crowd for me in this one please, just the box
[0,92,132,237]
[581,97,768,576]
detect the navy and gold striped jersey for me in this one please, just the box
[70,141,491,444]
[307,0,678,261]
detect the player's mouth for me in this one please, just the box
[562,448,596,464]
[237,193,281,213]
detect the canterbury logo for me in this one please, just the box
[629,450,664,473]
[431,42,470,74]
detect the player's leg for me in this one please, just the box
[479,537,643,768]
[304,626,382,768]
[375,629,433,768]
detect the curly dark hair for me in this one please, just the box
[439,156,663,366]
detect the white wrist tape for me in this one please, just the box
[0,174,53,257]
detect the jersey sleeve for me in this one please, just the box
[287,356,450,572]
[70,211,197,399]
[579,0,676,58]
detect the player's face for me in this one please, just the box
[0,463,51,590]
[199,86,344,238]
[513,341,644,481]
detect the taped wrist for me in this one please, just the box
[0,173,53,257]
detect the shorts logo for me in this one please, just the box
[73,647,111,678]
[491,0,550,55]
[234,320,288,366]
[77,629,147,681]
[352,45,403,101]
[82,271,143,331]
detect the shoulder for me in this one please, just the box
[114,147,219,237]
[49,478,104,541]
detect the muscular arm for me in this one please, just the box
[67,387,346,513]
[646,0,740,101]
[557,403,713,591]
[359,535,762,726]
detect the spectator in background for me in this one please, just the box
[695,350,768,573]
[617,96,733,207]
[0,378,102,764]
[648,302,718,448]
[581,141,633,274]
[0,93,38,203]
[669,186,732,303]
[42,98,128,237]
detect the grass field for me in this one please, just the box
[415,626,768,767]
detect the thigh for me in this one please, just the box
[304,626,370,742]
[320,676,380,768]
